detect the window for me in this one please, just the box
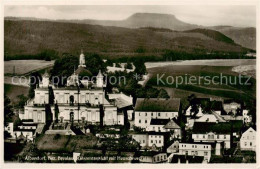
[224,135,226,139]
[143,140,145,143]
[151,113,153,116]
[217,135,219,139]
[204,152,208,156]
[203,135,205,139]
[250,142,252,146]
[145,113,147,116]
[139,120,141,123]
[159,140,161,143]
[195,151,198,155]
[158,113,161,116]
[145,120,147,124]
[244,142,247,146]
[196,134,199,139]
[151,140,153,143]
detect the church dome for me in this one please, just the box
[75,67,93,78]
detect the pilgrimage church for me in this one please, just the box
[19,51,125,126]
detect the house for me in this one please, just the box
[134,98,180,130]
[139,151,167,163]
[240,127,256,151]
[148,132,165,148]
[192,121,243,149]
[13,129,35,141]
[4,122,38,141]
[178,143,212,162]
[164,119,181,139]
[167,140,179,153]
[130,133,148,147]
[148,119,169,132]
[130,132,166,148]
[95,130,121,139]
[223,99,242,115]
[195,112,226,123]
[4,122,14,137]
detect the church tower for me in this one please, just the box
[40,71,50,88]
[78,49,86,68]
[96,70,104,88]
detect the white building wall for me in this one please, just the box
[22,107,46,123]
[240,128,256,151]
[134,111,178,129]
[148,135,164,147]
[192,133,231,149]
[179,143,211,162]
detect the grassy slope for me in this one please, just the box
[147,65,256,105]
[4,84,29,104]
[4,20,247,59]
[185,29,235,44]
[36,134,98,153]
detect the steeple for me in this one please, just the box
[96,70,105,88]
[78,49,86,68]
[40,70,50,88]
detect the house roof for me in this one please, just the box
[114,98,132,109]
[150,119,169,125]
[223,99,243,104]
[192,121,243,134]
[164,119,180,129]
[135,98,180,112]
[138,151,164,157]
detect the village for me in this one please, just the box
[4,51,256,163]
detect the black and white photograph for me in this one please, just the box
[2,1,258,168]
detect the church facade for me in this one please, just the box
[19,51,124,126]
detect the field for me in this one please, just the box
[4,60,54,75]
[147,59,256,108]
[145,59,256,69]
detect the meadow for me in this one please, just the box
[4,60,54,75]
[147,59,256,108]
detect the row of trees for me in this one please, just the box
[4,49,58,61]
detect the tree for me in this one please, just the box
[50,54,78,86]
[28,72,42,98]
[85,53,105,75]
[115,63,121,68]
[187,94,199,118]
[4,95,13,126]
[133,59,146,76]
[17,94,28,108]
[124,61,133,69]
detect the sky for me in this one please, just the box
[4,5,256,27]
